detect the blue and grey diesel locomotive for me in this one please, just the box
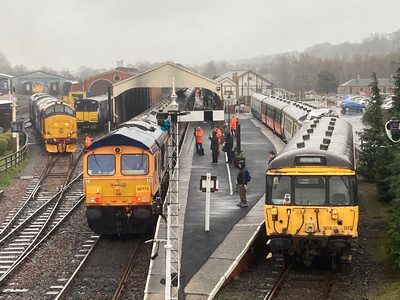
[74,95,110,131]
[82,89,194,234]
[29,93,77,153]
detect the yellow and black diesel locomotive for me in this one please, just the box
[264,116,358,267]
[30,93,77,153]
[83,89,195,234]
[74,95,110,131]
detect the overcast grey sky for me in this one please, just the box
[3,0,400,72]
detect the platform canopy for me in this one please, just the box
[113,61,222,98]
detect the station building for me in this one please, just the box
[215,69,274,105]
[11,71,67,96]
[338,75,395,96]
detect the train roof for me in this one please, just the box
[0,100,13,105]
[86,88,193,154]
[269,117,355,170]
[86,120,167,154]
[77,95,109,102]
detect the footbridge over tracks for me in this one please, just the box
[113,61,223,123]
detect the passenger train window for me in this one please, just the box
[270,176,291,205]
[87,154,115,175]
[295,176,325,205]
[329,176,350,205]
[121,154,149,175]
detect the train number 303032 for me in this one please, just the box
[323,226,353,231]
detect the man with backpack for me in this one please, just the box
[236,160,249,208]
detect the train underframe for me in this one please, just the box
[268,235,353,268]
[46,138,77,152]
[86,205,156,235]
[86,173,169,235]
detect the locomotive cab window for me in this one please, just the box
[87,154,115,175]
[45,106,55,116]
[121,154,149,175]
[64,105,74,116]
[54,104,64,113]
[269,176,291,205]
[329,176,351,205]
[295,176,325,205]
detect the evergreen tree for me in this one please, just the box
[316,70,338,94]
[388,66,400,119]
[384,66,400,269]
[358,73,387,184]
[385,197,400,269]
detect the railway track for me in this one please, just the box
[57,236,149,299]
[0,150,85,285]
[263,259,355,300]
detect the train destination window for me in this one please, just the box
[88,154,115,175]
[121,154,149,175]
[295,176,325,205]
[295,156,326,165]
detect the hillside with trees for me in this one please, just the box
[2,28,400,94]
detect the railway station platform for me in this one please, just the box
[145,108,285,299]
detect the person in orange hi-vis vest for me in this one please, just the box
[230,116,237,137]
[85,135,93,148]
[195,126,203,154]
[215,126,222,153]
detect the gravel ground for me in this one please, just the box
[0,128,92,300]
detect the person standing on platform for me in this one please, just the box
[268,151,276,165]
[230,116,237,137]
[195,126,203,154]
[236,160,248,208]
[208,130,219,164]
[215,125,222,154]
[223,131,233,164]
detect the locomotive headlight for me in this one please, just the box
[65,122,69,126]
[54,122,58,126]
[306,223,315,233]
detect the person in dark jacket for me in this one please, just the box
[223,131,234,164]
[236,160,248,207]
[268,151,276,165]
[208,130,219,164]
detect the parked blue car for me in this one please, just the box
[341,101,366,111]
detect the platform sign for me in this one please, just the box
[200,173,218,232]
[200,175,218,192]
